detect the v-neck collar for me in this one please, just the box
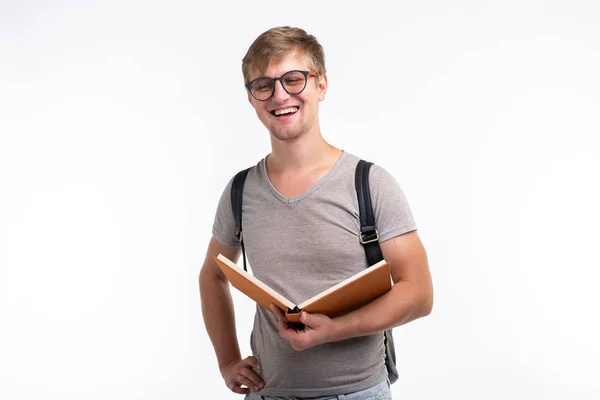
[260,151,347,204]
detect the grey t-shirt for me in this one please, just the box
[212,151,416,397]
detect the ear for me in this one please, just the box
[317,74,328,102]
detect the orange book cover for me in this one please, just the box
[213,254,392,323]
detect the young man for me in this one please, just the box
[199,27,433,399]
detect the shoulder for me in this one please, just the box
[222,157,266,191]
[341,152,398,184]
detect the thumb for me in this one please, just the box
[300,311,311,324]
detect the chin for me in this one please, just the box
[269,123,306,142]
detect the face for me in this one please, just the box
[247,52,327,142]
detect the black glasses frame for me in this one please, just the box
[245,70,316,101]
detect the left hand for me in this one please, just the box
[269,304,338,351]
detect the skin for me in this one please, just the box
[199,51,433,394]
[247,51,326,144]
[199,238,264,394]
[247,51,342,196]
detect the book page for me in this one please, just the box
[215,254,296,311]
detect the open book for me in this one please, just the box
[213,254,392,323]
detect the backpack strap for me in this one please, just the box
[355,159,399,384]
[355,160,384,265]
[231,167,251,272]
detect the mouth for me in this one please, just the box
[270,106,300,118]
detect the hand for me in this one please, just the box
[220,356,265,394]
[270,304,338,351]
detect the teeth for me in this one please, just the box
[274,107,299,116]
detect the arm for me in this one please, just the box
[199,236,264,393]
[271,231,433,350]
[332,230,433,340]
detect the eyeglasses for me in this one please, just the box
[245,70,317,101]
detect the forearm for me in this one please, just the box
[331,231,434,341]
[199,271,242,370]
[332,280,433,341]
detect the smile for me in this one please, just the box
[271,107,299,117]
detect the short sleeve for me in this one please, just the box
[369,164,417,243]
[212,177,240,247]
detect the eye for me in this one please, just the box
[283,72,306,87]
[251,79,273,93]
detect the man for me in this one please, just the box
[199,26,433,399]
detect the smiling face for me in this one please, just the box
[247,51,328,142]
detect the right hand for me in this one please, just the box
[220,356,265,394]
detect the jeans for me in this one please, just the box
[244,378,391,400]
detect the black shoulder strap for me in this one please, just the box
[356,160,398,384]
[231,167,251,271]
[355,160,384,265]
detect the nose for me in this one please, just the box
[271,78,291,102]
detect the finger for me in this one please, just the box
[237,374,261,392]
[278,319,298,339]
[242,357,265,387]
[270,304,291,324]
[239,368,265,390]
[278,318,289,333]
[302,311,329,329]
[299,311,318,328]
[227,382,250,395]
[300,311,309,324]
[244,356,260,370]
[269,304,287,321]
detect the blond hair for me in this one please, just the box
[242,26,326,84]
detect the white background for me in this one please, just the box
[1,1,599,399]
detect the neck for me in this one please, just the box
[267,126,339,172]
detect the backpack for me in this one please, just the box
[230,159,399,384]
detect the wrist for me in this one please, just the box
[218,357,241,374]
[332,313,359,342]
